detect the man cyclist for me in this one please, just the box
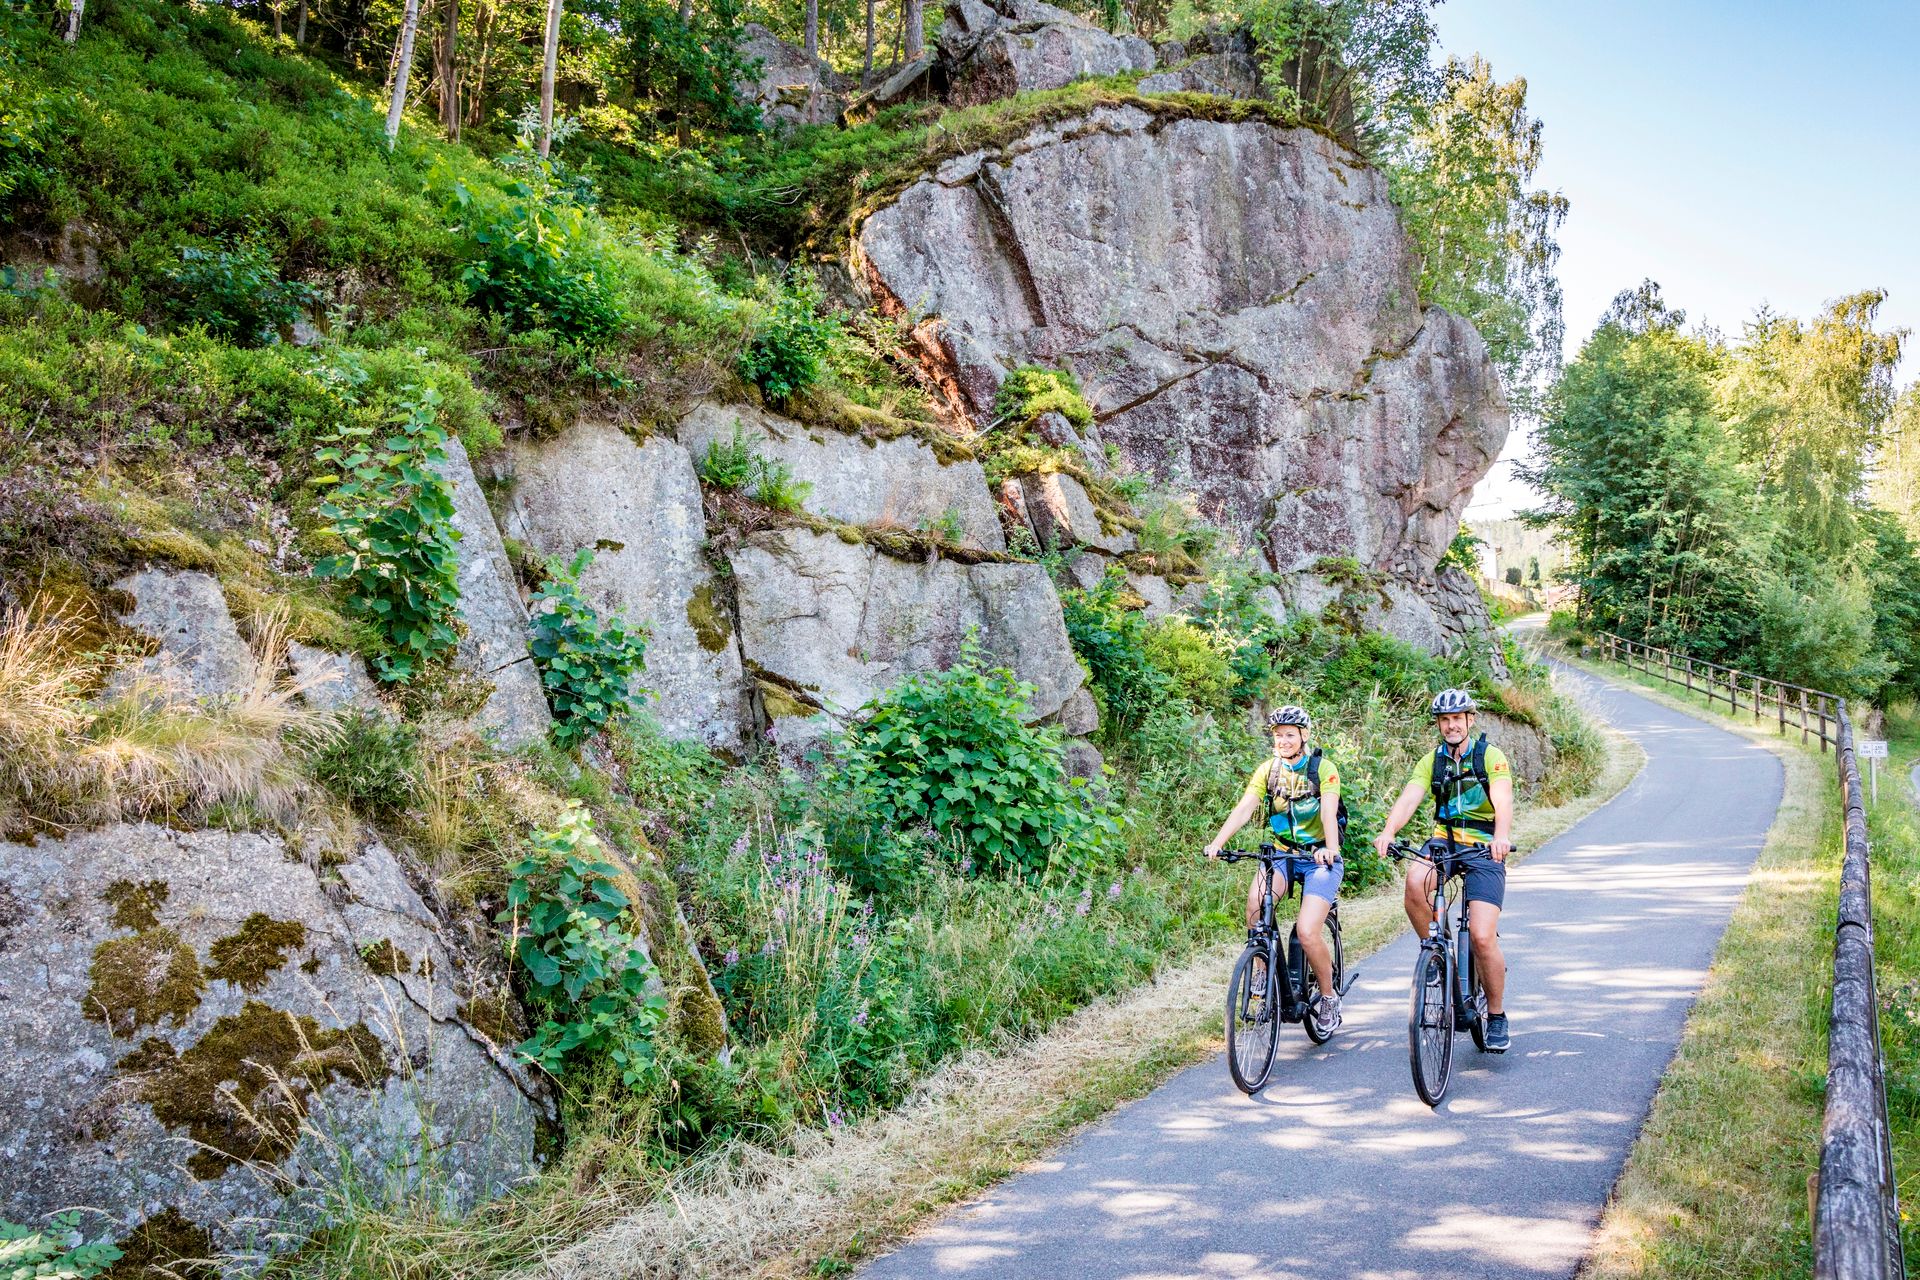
[1205,705,1345,1036]
[1374,688,1515,1052]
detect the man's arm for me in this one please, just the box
[1489,774,1515,862]
[1373,776,1429,859]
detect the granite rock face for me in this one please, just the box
[678,402,1007,552]
[1140,27,1262,97]
[111,569,258,699]
[0,824,541,1256]
[857,105,1508,657]
[502,421,747,750]
[939,0,1152,108]
[736,23,849,128]
[730,527,1082,742]
[438,436,553,749]
[288,641,385,714]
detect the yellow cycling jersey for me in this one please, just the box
[1406,742,1511,844]
[1240,752,1341,848]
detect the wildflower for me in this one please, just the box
[731,833,751,858]
[827,1109,844,1128]
[853,1007,869,1027]
[959,856,974,876]
[774,906,785,923]
[1107,881,1123,901]
[1075,891,1092,918]
[860,898,875,917]
[851,930,871,949]
[1131,864,1146,878]
[762,936,780,956]
[724,947,739,967]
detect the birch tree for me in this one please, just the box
[805,0,819,61]
[537,0,562,158]
[384,0,423,150]
[65,0,84,42]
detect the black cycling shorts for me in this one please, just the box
[1418,838,1506,909]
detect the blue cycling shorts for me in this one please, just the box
[1283,855,1343,904]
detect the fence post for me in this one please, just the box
[1800,689,1811,747]
[1778,683,1787,736]
[1754,673,1762,723]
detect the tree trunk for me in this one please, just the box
[466,0,493,127]
[273,2,283,37]
[903,0,923,59]
[864,0,879,85]
[804,0,818,61]
[295,0,308,44]
[384,0,422,149]
[537,0,562,158]
[678,0,692,20]
[436,0,460,138]
[64,0,84,42]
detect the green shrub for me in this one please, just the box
[737,270,838,402]
[829,633,1121,884]
[443,155,630,345]
[991,364,1093,431]
[312,386,462,683]
[308,711,421,819]
[1062,570,1173,738]
[162,243,318,347]
[1140,617,1236,713]
[697,422,759,489]
[501,805,666,1087]
[529,549,651,751]
[0,1213,122,1280]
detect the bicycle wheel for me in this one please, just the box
[1409,945,1455,1106]
[1302,916,1345,1046]
[1227,944,1280,1094]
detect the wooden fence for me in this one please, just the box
[1593,632,1903,1278]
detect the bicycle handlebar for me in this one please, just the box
[1385,839,1517,861]
[1212,840,1324,864]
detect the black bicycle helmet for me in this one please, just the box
[1429,688,1478,717]
[1266,704,1312,731]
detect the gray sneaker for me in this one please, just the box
[1314,992,1342,1036]
[1484,1012,1510,1052]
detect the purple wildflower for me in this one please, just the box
[774,906,785,923]
[1107,881,1123,901]
[827,1109,845,1128]
[853,1007,869,1027]
[851,930,871,949]
[731,833,751,858]
[724,947,740,967]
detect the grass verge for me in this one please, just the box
[1549,648,1837,1279]
[527,706,1645,1280]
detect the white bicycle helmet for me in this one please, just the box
[1266,704,1312,731]
[1429,688,1478,717]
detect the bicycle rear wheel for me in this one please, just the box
[1409,945,1454,1106]
[1302,917,1345,1046]
[1227,944,1280,1094]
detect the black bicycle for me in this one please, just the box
[1387,836,1510,1105]
[1215,840,1354,1094]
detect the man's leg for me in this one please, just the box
[1402,856,1437,935]
[1467,900,1505,1014]
[1296,892,1335,997]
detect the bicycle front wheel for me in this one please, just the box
[1409,945,1455,1106]
[1227,944,1280,1094]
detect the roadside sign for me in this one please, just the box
[1861,739,1889,759]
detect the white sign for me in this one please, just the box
[1860,739,1889,759]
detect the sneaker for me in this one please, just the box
[1483,1012,1510,1053]
[1314,993,1342,1036]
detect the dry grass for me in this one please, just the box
[1563,656,1835,1280]
[503,721,1646,1280]
[0,603,336,835]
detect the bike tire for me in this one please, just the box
[1227,945,1280,1094]
[1409,945,1454,1107]
[1303,915,1345,1045]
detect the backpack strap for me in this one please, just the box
[1305,748,1323,797]
[1468,733,1490,791]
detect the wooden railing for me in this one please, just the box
[1591,631,1903,1277]
[1598,631,1842,752]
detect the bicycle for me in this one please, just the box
[1214,838,1355,1094]
[1387,836,1513,1105]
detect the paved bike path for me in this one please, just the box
[860,658,1784,1279]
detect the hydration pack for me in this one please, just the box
[1266,748,1349,843]
[1429,733,1494,838]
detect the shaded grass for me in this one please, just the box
[1557,653,1836,1280]
[1863,700,1920,1267]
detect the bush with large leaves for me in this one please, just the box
[829,634,1120,886]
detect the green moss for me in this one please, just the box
[358,937,413,977]
[105,1207,218,1280]
[458,991,527,1047]
[118,999,391,1179]
[686,582,733,654]
[85,928,205,1036]
[668,982,728,1056]
[206,914,307,992]
[102,879,170,931]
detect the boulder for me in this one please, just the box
[857,104,1508,662]
[678,402,1006,552]
[111,570,257,700]
[843,54,941,123]
[288,641,384,714]
[1062,737,1105,781]
[939,0,1151,108]
[730,527,1083,743]
[1126,570,1174,619]
[1054,686,1099,737]
[737,23,849,129]
[1017,471,1131,553]
[1139,27,1261,97]
[1064,548,1112,591]
[0,824,541,1255]
[503,420,748,751]
[438,436,553,750]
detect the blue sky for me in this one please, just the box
[1445,0,1920,516]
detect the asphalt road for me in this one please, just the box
[859,655,1785,1280]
